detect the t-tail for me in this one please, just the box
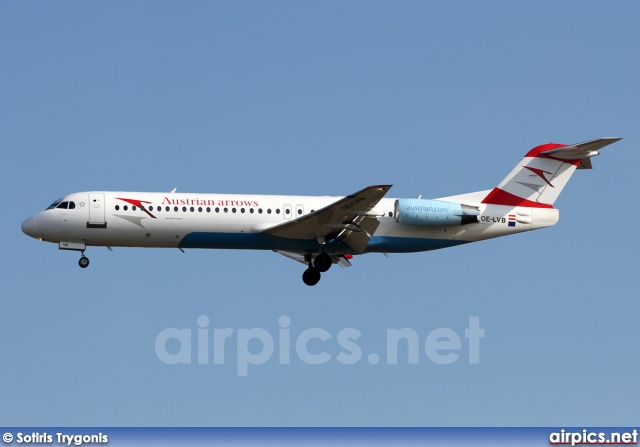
[481,138,621,208]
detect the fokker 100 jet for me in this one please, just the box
[22,138,620,285]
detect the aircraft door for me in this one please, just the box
[88,193,106,227]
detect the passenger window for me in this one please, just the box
[276,209,281,214]
[124,205,128,211]
[166,206,170,212]
[174,206,178,212]
[206,207,211,213]
[115,205,120,211]
[241,208,245,213]
[132,206,137,211]
[250,208,254,214]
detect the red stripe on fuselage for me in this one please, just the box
[115,197,157,218]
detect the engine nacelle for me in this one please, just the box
[394,199,480,227]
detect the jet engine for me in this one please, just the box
[394,199,480,227]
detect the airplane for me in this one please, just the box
[21,138,620,285]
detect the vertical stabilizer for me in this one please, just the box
[481,138,620,208]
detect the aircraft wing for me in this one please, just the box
[263,184,392,253]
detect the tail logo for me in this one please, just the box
[523,167,555,188]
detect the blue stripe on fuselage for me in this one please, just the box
[179,232,322,251]
[365,236,468,253]
[178,232,469,254]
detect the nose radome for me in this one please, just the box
[21,215,39,239]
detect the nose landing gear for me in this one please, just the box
[78,255,90,268]
[78,252,90,268]
[59,242,90,269]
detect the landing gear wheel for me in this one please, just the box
[313,252,332,272]
[302,267,321,286]
[79,256,90,268]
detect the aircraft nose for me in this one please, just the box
[21,215,39,239]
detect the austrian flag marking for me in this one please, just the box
[508,214,516,227]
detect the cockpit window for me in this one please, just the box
[68,201,76,209]
[56,202,69,209]
[46,199,62,210]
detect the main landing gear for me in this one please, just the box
[302,253,332,286]
[302,266,320,286]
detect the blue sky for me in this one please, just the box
[1,2,638,426]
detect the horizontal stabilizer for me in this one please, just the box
[540,137,621,169]
[540,137,621,160]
